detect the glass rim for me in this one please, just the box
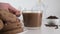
[22,10,43,13]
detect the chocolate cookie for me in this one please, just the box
[0,19,4,30]
[0,9,17,23]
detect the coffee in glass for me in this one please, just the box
[22,10,42,29]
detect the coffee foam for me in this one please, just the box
[22,10,42,13]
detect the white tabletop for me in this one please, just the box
[23,19,60,34]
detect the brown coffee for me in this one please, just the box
[23,13,42,27]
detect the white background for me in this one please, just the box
[0,0,60,19]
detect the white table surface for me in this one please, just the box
[22,19,60,34]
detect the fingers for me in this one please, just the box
[8,4,21,17]
[15,11,21,17]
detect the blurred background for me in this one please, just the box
[0,0,60,19]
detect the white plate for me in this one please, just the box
[17,29,28,34]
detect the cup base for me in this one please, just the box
[24,27,41,30]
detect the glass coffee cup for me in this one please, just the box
[22,10,42,29]
[20,0,44,30]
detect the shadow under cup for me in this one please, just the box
[22,10,42,29]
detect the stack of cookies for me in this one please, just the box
[0,9,23,34]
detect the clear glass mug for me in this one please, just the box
[22,10,42,30]
[20,0,44,30]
